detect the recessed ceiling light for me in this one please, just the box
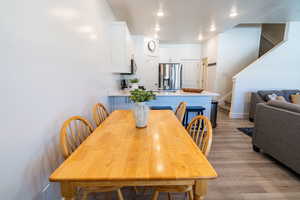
[198,34,203,41]
[210,25,216,32]
[157,11,164,17]
[229,11,238,18]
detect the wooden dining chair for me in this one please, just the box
[93,103,109,127]
[151,115,213,200]
[60,116,124,200]
[175,102,187,123]
[60,116,94,159]
[186,115,213,157]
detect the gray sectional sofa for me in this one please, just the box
[249,89,300,121]
[253,100,300,174]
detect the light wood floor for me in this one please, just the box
[205,111,300,200]
[88,111,300,200]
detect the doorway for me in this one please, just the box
[201,57,216,91]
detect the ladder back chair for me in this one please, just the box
[93,103,109,127]
[175,102,187,123]
[60,116,124,200]
[151,115,213,200]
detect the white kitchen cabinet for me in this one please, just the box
[159,44,202,88]
[159,44,201,63]
[110,21,134,73]
[182,62,202,88]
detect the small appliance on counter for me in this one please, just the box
[158,63,182,90]
[120,79,145,90]
[120,79,129,90]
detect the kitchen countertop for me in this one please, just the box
[108,90,219,97]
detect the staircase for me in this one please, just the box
[259,24,286,57]
[218,92,232,113]
[219,23,286,117]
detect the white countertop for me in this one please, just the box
[108,90,219,97]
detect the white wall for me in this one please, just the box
[231,22,300,118]
[201,36,219,64]
[201,25,261,97]
[201,36,218,91]
[0,0,118,199]
[216,25,261,97]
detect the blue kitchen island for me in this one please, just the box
[108,90,219,119]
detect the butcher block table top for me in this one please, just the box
[49,110,217,199]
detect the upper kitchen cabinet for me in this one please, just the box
[159,44,201,63]
[110,21,134,73]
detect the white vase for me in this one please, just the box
[133,102,149,128]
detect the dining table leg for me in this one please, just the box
[194,180,207,200]
[61,182,76,200]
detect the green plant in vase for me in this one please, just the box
[129,78,139,90]
[129,78,139,84]
[129,89,156,102]
[129,89,156,128]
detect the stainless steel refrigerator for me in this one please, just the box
[158,63,182,90]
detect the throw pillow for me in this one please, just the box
[291,94,300,105]
[267,93,278,101]
[276,96,287,102]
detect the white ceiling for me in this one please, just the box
[107,0,300,43]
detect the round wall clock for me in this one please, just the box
[147,40,156,52]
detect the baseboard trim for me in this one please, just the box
[229,112,249,119]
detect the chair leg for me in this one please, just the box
[188,190,194,200]
[151,190,159,200]
[168,192,172,200]
[117,189,124,200]
[134,186,139,194]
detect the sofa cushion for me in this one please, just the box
[276,96,287,102]
[267,100,300,113]
[291,94,300,105]
[282,90,300,102]
[257,90,285,101]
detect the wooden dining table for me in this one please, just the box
[49,110,217,199]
